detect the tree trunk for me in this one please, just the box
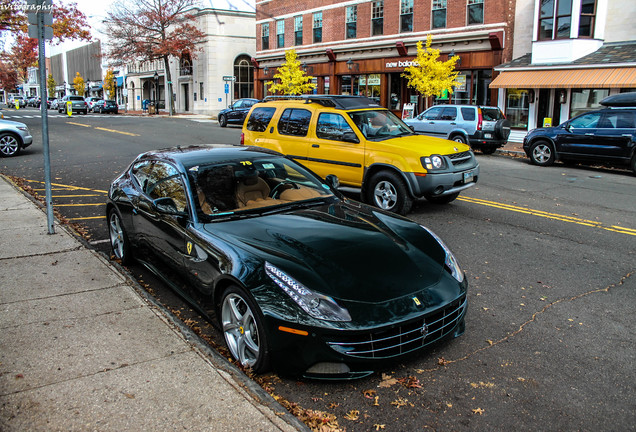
[163,55,173,116]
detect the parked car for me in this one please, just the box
[57,95,88,114]
[241,95,479,214]
[523,92,636,175]
[8,96,26,108]
[85,97,101,112]
[0,119,33,156]
[405,104,511,154]
[218,98,259,127]
[107,145,468,378]
[95,99,118,114]
[46,97,56,109]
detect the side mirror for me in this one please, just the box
[564,123,572,132]
[153,197,186,216]
[341,131,360,143]
[325,174,340,189]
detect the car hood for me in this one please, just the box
[0,119,28,128]
[201,201,446,304]
[376,133,471,155]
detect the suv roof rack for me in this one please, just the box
[262,95,382,110]
[600,92,636,107]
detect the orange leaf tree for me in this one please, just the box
[104,0,206,116]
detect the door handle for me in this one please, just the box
[622,134,633,137]
[429,122,435,124]
[450,122,456,125]
[312,144,319,148]
[585,133,594,136]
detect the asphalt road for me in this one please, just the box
[2,107,635,431]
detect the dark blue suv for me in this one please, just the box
[523,92,636,175]
[218,98,259,127]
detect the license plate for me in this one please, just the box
[463,171,474,183]
[484,133,492,138]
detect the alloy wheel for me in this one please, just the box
[373,180,398,210]
[221,293,260,368]
[0,134,19,156]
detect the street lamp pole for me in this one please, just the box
[153,71,159,115]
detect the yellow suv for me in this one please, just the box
[241,95,479,214]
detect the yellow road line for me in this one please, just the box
[55,203,105,207]
[67,216,106,221]
[66,122,91,128]
[457,196,636,237]
[94,126,139,136]
[53,194,102,198]
[23,179,108,194]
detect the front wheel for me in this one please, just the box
[529,141,555,166]
[219,114,227,127]
[220,286,270,373]
[108,209,132,264]
[0,133,20,156]
[365,171,413,215]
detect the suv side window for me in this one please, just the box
[316,113,355,141]
[570,112,601,129]
[423,106,443,120]
[461,107,476,121]
[439,107,457,121]
[246,107,277,132]
[278,108,312,136]
[599,111,635,129]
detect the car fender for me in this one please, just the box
[362,162,418,198]
[446,129,470,141]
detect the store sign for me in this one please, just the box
[455,74,467,91]
[386,60,419,69]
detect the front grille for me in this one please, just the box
[447,151,472,166]
[327,295,467,359]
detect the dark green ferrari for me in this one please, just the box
[107,145,467,379]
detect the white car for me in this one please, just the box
[0,119,33,156]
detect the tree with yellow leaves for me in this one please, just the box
[402,35,460,98]
[267,48,316,95]
[47,74,57,97]
[103,69,116,99]
[73,72,85,97]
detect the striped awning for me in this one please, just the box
[490,67,636,89]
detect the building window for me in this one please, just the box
[200,82,204,101]
[579,0,596,37]
[276,20,284,48]
[570,88,609,117]
[261,23,269,50]
[400,0,413,32]
[313,12,322,43]
[505,89,530,129]
[234,55,254,99]
[538,0,572,40]
[432,0,447,29]
[294,16,303,46]
[467,0,484,24]
[346,6,357,39]
[372,1,383,36]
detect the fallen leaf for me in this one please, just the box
[374,424,386,430]
[472,407,485,415]
[391,397,408,408]
[398,376,422,389]
[123,393,135,399]
[373,396,380,406]
[363,389,377,398]
[327,402,339,409]
[378,373,399,388]
[438,357,450,366]
[486,339,493,346]
[344,409,360,421]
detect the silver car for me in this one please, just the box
[0,119,33,157]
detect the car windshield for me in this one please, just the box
[348,109,413,140]
[187,156,335,220]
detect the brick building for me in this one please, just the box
[254,0,516,113]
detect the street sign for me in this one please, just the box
[224,83,229,94]
[223,76,236,82]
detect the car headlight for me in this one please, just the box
[421,227,464,283]
[421,155,447,170]
[17,126,28,132]
[265,262,352,322]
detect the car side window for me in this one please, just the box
[316,113,355,141]
[461,108,476,121]
[233,100,244,109]
[246,107,277,132]
[145,162,189,213]
[599,112,635,129]
[439,107,457,121]
[132,161,153,190]
[423,106,443,120]
[569,112,601,129]
[278,108,312,137]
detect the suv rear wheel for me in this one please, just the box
[451,135,467,144]
[365,171,413,215]
[529,141,555,166]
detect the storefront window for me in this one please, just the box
[450,73,470,105]
[505,89,530,128]
[324,76,330,94]
[570,88,609,117]
[389,73,401,110]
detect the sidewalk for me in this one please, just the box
[0,176,305,431]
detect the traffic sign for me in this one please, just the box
[223,76,236,82]
[224,83,229,94]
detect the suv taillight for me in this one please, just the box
[477,108,483,131]
[240,133,244,145]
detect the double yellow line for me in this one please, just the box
[458,196,636,236]
[66,121,139,136]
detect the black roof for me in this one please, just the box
[138,145,283,169]
[262,95,382,110]
[600,92,636,107]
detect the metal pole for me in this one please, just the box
[37,11,54,234]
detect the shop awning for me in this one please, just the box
[490,67,636,89]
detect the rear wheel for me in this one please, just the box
[219,114,227,127]
[451,135,467,144]
[481,146,497,155]
[220,285,270,373]
[365,170,413,215]
[108,209,132,264]
[529,141,555,166]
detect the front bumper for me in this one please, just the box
[405,151,479,198]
